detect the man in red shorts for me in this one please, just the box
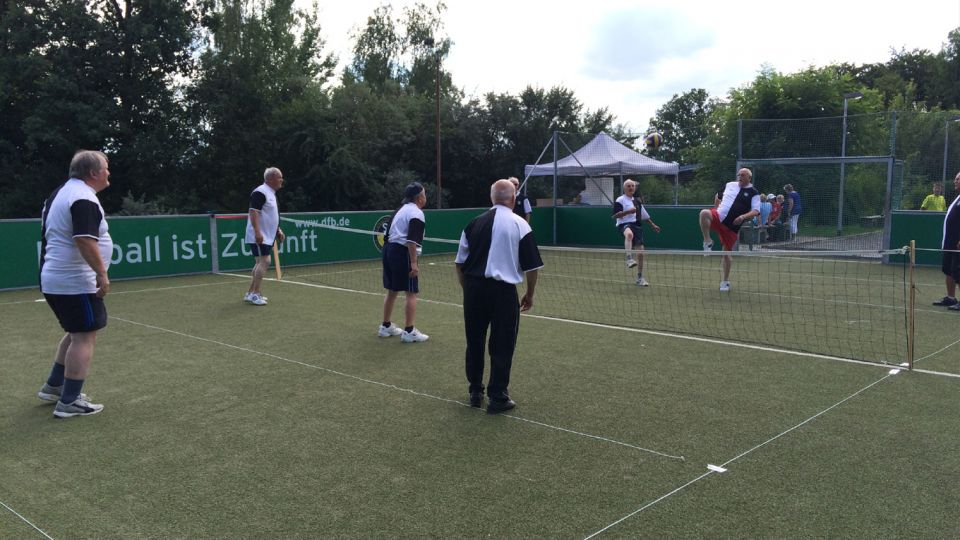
[698,168,760,292]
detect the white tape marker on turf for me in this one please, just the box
[706,464,727,473]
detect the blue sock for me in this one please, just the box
[46,362,66,387]
[61,378,85,404]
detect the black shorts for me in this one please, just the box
[617,222,644,247]
[44,293,107,333]
[942,250,960,281]
[382,242,419,293]
[247,243,272,257]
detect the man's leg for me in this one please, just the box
[47,334,71,384]
[722,253,732,282]
[946,275,957,298]
[249,253,269,295]
[61,331,96,404]
[463,279,490,394]
[382,290,399,323]
[404,292,417,328]
[637,244,645,277]
[699,209,713,243]
[486,283,519,400]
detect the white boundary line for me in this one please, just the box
[0,279,247,306]
[0,499,54,539]
[111,315,684,461]
[582,373,896,538]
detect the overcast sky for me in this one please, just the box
[304,0,960,131]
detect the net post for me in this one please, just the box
[907,240,916,370]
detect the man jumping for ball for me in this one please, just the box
[698,168,760,292]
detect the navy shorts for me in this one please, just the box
[617,222,644,247]
[247,243,272,257]
[382,242,419,293]
[44,293,108,333]
[942,250,960,281]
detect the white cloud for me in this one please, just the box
[299,0,960,130]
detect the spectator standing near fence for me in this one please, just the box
[37,150,113,418]
[784,184,801,240]
[921,182,946,211]
[933,172,960,310]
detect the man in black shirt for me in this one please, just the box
[934,172,960,310]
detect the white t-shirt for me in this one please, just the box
[245,184,280,245]
[39,179,113,294]
[388,202,426,247]
[613,195,650,226]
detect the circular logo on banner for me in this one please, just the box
[373,215,391,252]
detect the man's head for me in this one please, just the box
[264,167,284,190]
[934,182,943,194]
[783,183,794,193]
[70,150,110,192]
[508,177,520,190]
[954,172,960,192]
[736,168,752,187]
[622,179,636,196]
[403,182,427,208]
[491,178,516,207]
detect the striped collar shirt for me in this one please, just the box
[455,205,543,285]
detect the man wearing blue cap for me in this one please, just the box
[379,182,430,342]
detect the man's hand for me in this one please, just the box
[520,293,534,312]
[95,271,110,298]
[409,261,419,278]
[255,232,264,244]
[277,229,285,242]
[651,223,661,233]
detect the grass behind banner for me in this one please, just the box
[0,272,958,538]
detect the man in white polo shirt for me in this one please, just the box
[244,167,286,306]
[379,182,429,342]
[455,178,544,413]
[37,150,113,418]
[612,178,661,286]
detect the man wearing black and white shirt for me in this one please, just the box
[380,182,429,342]
[698,168,760,292]
[933,172,960,310]
[37,150,113,418]
[509,176,532,223]
[244,167,285,306]
[455,179,544,413]
[612,179,661,286]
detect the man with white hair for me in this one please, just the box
[612,178,660,286]
[455,179,543,413]
[37,150,113,417]
[508,176,532,223]
[698,168,760,292]
[244,167,286,305]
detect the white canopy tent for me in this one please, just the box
[522,131,681,243]
[524,131,679,178]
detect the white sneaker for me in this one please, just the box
[626,257,638,268]
[53,397,104,418]
[719,281,731,292]
[378,323,403,337]
[248,293,268,306]
[636,276,649,287]
[400,328,429,343]
[703,241,713,254]
[243,292,268,303]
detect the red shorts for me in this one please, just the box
[709,208,738,250]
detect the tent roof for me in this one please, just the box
[524,132,679,177]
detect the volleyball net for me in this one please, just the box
[276,216,915,368]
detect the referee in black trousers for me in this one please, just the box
[455,179,543,413]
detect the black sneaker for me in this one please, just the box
[486,397,516,414]
[469,392,483,408]
[933,296,959,307]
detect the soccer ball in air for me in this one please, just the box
[644,132,663,150]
